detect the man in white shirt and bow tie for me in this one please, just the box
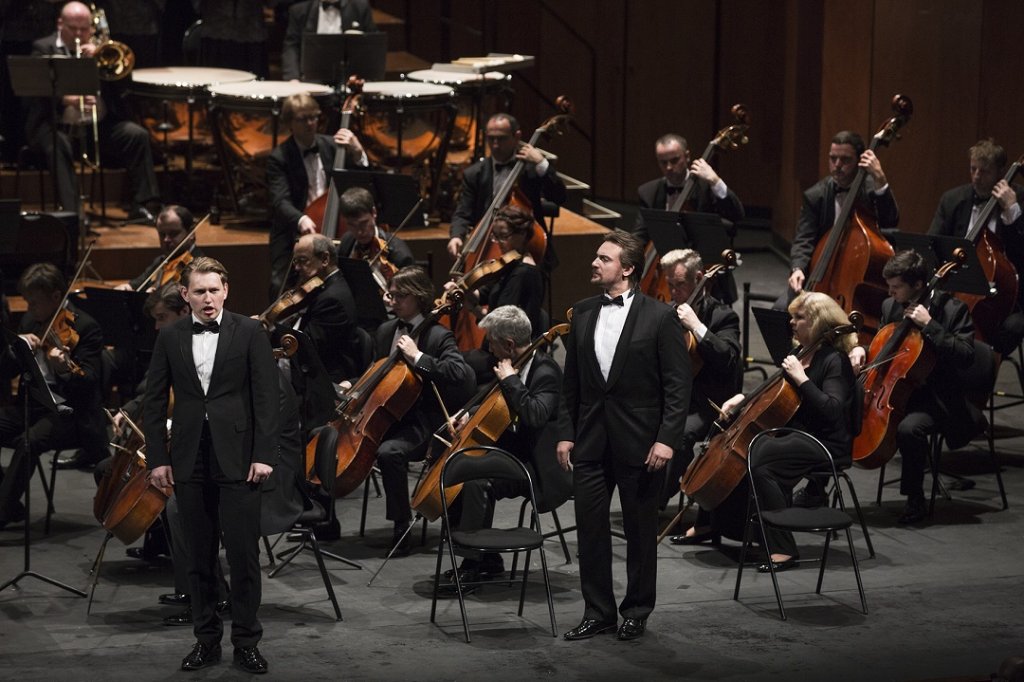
[281,0,377,82]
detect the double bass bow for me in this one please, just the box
[679,249,740,376]
[804,94,912,336]
[950,153,1022,344]
[306,76,365,238]
[640,104,750,302]
[852,249,967,469]
[680,314,860,510]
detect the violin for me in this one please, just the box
[640,104,750,302]
[951,153,1023,344]
[804,95,911,337]
[441,250,524,350]
[411,317,571,521]
[852,250,966,469]
[136,213,209,292]
[306,76,365,239]
[304,287,465,497]
[38,245,99,377]
[681,315,860,509]
[679,249,740,376]
[258,275,323,329]
[358,198,423,292]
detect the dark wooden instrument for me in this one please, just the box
[410,317,570,521]
[952,153,1023,344]
[135,214,208,291]
[680,249,740,376]
[640,104,749,302]
[853,250,966,469]
[680,316,859,509]
[442,250,524,351]
[805,95,911,336]
[258,275,323,329]
[305,288,464,497]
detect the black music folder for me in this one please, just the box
[301,32,388,84]
[887,231,990,296]
[642,208,734,263]
[751,307,794,366]
[337,257,388,327]
[329,169,425,227]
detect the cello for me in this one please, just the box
[804,95,912,336]
[950,153,1023,344]
[678,249,740,376]
[305,288,464,497]
[305,76,365,238]
[852,250,966,469]
[680,315,860,510]
[410,317,570,521]
[640,104,749,302]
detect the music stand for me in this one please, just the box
[74,287,156,385]
[643,208,738,303]
[887,232,990,296]
[337,258,388,327]
[301,32,388,86]
[0,200,21,253]
[329,169,425,227]
[0,329,86,597]
[7,55,98,216]
[751,307,794,366]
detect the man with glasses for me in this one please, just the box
[267,93,369,297]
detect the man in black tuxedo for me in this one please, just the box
[782,130,899,306]
[25,1,159,220]
[266,92,368,297]
[281,0,377,82]
[144,257,279,674]
[633,133,745,244]
[447,113,567,260]
[334,186,415,271]
[0,263,108,529]
[557,230,691,642]
[928,138,1024,355]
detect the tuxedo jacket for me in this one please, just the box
[336,230,416,270]
[690,295,741,413]
[143,310,280,481]
[561,292,691,467]
[449,157,567,240]
[281,0,377,81]
[789,175,900,272]
[373,318,473,445]
[633,176,745,243]
[260,371,304,536]
[291,271,360,382]
[267,133,338,244]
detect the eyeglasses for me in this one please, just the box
[385,291,411,300]
[295,113,321,123]
[491,231,516,242]
[292,256,312,266]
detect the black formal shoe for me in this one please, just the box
[563,618,618,641]
[437,568,481,597]
[617,617,647,641]
[390,523,411,557]
[216,599,230,615]
[668,530,720,546]
[163,606,193,626]
[233,646,268,674]
[126,205,156,226]
[125,546,164,562]
[0,502,27,531]
[55,450,96,470]
[180,642,221,671]
[158,592,189,606]
[757,556,798,573]
[898,496,927,525]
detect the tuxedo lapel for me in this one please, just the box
[605,294,643,390]
[210,312,238,391]
[177,321,204,395]
[580,305,606,390]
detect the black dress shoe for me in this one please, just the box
[55,451,96,470]
[0,502,26,531]
[898,496,927,525]
[668,530,720,546]
[163,606,193,626]
[436,568,481,597]
[180,642,221,671]
[757,556,798,573]
[390,524,411,557]
[563,618,618,641]
[158,592,190,606]
[233,646,268,674]
[617,617,647,641]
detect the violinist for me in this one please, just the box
[447,113,567,260]
[351,266,471,555]
[116,205,202,292]
[437,305,568,593]
[633,133,744,244]
[656,249,741,542]
[0,263,107,529]
[849,250,981,525]
[334,186,415,273]
[267,92,369,296]
[781,130,900,307]
[928,139,1024,355]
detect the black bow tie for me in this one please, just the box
[602,295,624,307]
[302,146,319,158]
[972,193,988,206]
[321,0,341,10]
[835,186,850,196]
[396,320,414,333]
[494,161,514,171]
[665,185,684,196]
[192,321,220,335]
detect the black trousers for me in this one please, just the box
[175,427,262,648]
[376,423,428,524]
[458,476,528,561]
[573,456,664,623]
[0,402,76,521]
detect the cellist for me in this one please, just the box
[779,130,900,308]
[446,113,566,260]
[928,139,1024,355]
[848,250,981,525]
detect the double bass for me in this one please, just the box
[852,250,966,469]
[678,249,740,376]
[640,104,749,302]
[950,153,1022,343]
[804,95,911,336]
[410,317,570,521]
[305,288,464,497]
[680,315,860,510]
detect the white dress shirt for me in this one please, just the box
[594,289,635,381]
[192,311,223,396]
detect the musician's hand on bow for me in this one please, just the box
[676,303,700,332]
[46,346,71,374]
[689,158,721,186]
[333,127,364,155]
[905,303,931,328]
[493,358,517,381]
[788,268,805,293]
[297,215,317,236]
[19,333,42,351]
[447,237,464,259]
[859,149,887,187]
[247,462,273,484]
[721,393,745,418]
[781,354,809,386]
[515,142,544,165]
[993,180,1018,212]
[644,442,673,472]
[396,335,420,363]
[150,465,174,489]
[556,440,574,472]
[849,345,867,373]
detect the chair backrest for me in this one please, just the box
[439,445,541,528]
[312,424,340,500]
[746,427,844,511]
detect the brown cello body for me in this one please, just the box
[956,229,1019,344]
[101,452,172,544]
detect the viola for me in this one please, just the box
[681,316,860,509]
[679,249,740,376]
[411,318,571,521]
[640,104,749,302]
[443,250,524,350]
[951,153,1023,344]
[306,76,365,239]
[135,214,209,292]
[805,95,911,337]
[258,275,323,329]
[852,250,966,469]
[305,288,465,497]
